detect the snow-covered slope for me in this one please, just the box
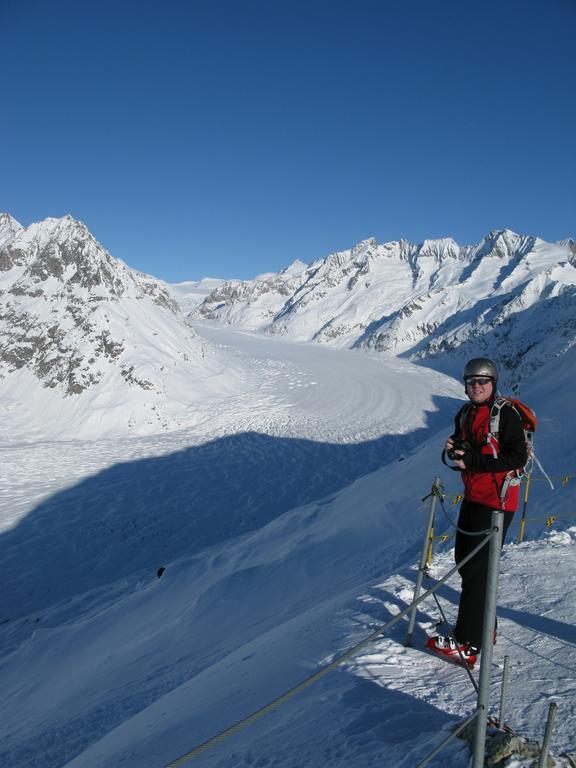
[0,326,574,768]
[0,214,246,440]
[3,214,573,441]
[195,260,313,330]
[1,214,575,767]
[168,277,225,314]
[193,231,576,388]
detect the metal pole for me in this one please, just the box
[472,510,503,768]
[498,655,510,729]
[538,702,558,768]
[406,478,441,647]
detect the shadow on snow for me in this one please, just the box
[0,396,457,620]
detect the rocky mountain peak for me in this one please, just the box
[417,237,461,260]
[558,237,576,258]
[0,212,23,243]
[0,213,198,406]
[7,215,128,294]
[0,213,25,264]
[352,237,377,255]
[474,228,535,260]
[279,259,309,277]
[378,239,415,261]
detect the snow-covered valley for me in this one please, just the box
[1,324,575,768]
[2,213,575,445]
[1,212,575,767]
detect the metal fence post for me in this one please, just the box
[405,478,440,647]
[538,702,558,768]
[472,510,503,768]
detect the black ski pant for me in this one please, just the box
[453,499,514,650]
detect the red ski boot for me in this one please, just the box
[425,635,478,668]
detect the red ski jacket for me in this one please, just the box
[451,399,528,511]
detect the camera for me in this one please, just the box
[447,440,471,461]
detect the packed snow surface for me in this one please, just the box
[0,326,574,768]
[169,278,225,314]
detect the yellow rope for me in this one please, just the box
[430,512,576,543]
[444,473,575,506]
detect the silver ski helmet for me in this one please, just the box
[463,357,498,382]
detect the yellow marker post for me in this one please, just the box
[427,523,434,568]
[519,474,531,544]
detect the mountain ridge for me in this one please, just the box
[0,212,243,439]
[1,212,574,438]
[192,228,576,388]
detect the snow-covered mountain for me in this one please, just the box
[168,277,225,314]
[0,213,241,440]
[195,259,314,330]
[1,328,574,768]
[3,213,574,441]
[192,231,576,388]
[1,214,575,768]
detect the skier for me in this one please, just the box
[426,358,528,666]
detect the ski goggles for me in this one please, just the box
[465,377,493,387]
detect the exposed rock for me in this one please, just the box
[0,213,202,401]
[456,721,559,767]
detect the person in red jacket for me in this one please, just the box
[427,357,528,666]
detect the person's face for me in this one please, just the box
[465,376,494,404]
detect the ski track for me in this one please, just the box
[0,325,460,541]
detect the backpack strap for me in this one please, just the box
[489,396,507,434]
[499,471,524,510]
[489,396,544,508]
[487,396,508,459]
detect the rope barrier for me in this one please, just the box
[163,472,575,767]
[427,467,575,560]
[438,511,575,533]
[438,491,495,536]
[164,532,495,767]
[442,473,575,508]
[419,477,572,767]
[430,511,576,542]
[530,474,574,483]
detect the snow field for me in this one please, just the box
[0,327,574,767]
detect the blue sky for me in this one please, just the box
[1,0,574,282]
